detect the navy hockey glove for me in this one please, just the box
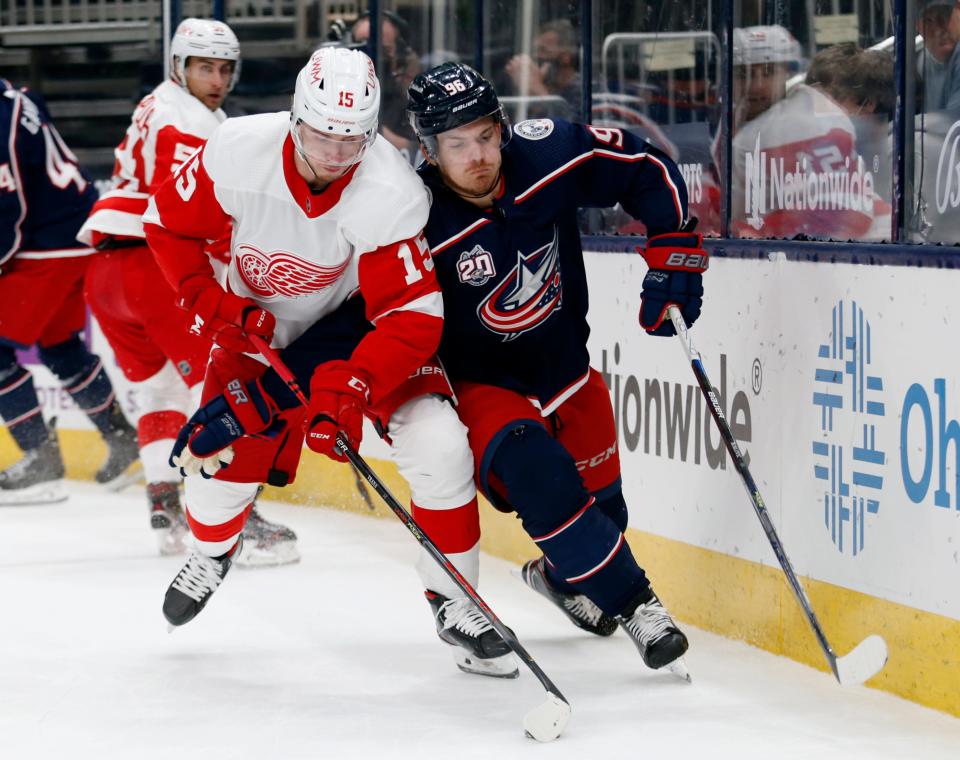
[638,232,708,337]
[170,378,284,478]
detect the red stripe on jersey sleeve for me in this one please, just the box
[150,124,206,194]
[88,193,149,216]
[144,145,231,306]
[357,233,441,322]
[346,233,443,404]
[348,310,443,407]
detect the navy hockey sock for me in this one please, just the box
[490,425,648,616]
[39,338,116,434]
[544,485,629,595]
[0,353,48,451]
[596,486,629,532]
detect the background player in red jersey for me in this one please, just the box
[407,63,706,678]
[143,48,515,678]
[78,18,298,563]
[0,79,139,505]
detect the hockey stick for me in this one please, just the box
[665,306,888,687]
[351,460,377,511]
[251,336,570,741]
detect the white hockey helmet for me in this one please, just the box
[170,18,241,92]
[733,25,803,67]
[290,47,380,169]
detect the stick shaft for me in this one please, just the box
[666,307,841,680]
[251,336,569,700]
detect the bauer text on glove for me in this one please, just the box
[637,232,707,337]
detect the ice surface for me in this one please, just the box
[1,482,958,759]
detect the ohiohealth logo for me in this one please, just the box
[812,301,886,555]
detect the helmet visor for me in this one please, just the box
[292,120,372,169]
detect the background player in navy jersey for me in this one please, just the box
[0,80,139,504]
[407,63,708,676]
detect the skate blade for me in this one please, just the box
[0,479,68,506]
[451,649,519,679]
[664,657,692,683]
[100,461,143,492]
[234,540,301,568]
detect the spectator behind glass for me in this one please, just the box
[504,18,581,117]
[732,25,804,132]
[351,10,421,159]
[918,1,958,110]
[732,43,894,242]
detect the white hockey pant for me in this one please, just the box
[136,361,203,483]
[387,394,480,600]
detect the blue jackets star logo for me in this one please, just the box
[477,226,563,340]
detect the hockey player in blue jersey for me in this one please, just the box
[0,80,139,503]
[407,63,707,675]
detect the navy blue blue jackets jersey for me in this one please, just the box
[0,80,97,266]
[419,118,688,414]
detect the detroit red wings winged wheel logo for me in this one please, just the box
[236,245,350,299]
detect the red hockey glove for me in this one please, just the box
[306,361,370,462]
[182,285,276,353]
[637,232,708,337]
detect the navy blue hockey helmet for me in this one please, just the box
[406,62,511,158]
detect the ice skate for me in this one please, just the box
[519,556,618,636]
[617,589,691,681]
[163,538,240,628]
[0,420,67,505]
[148,481,188,555]
[235,498,300,568]
[95,405,141,490]
[425,590,518,678]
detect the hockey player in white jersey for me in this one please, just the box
[143,47,515,677]
[732,40,893,241]
[79,18,298,564]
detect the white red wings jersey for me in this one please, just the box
[143,112,441,403]
[78,80,225,244]
[731,84,891,241]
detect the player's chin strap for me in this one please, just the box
[249,335,571,742]
[460,170,502,200]
[666,305,888,687]
[293,146,334,191]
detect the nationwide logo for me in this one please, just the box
[812,300,886,556]
[935,118,960,214]
[477,227,562,340]
[236,244,349,300]
[602,342,753,470]
[743,133,877,232]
